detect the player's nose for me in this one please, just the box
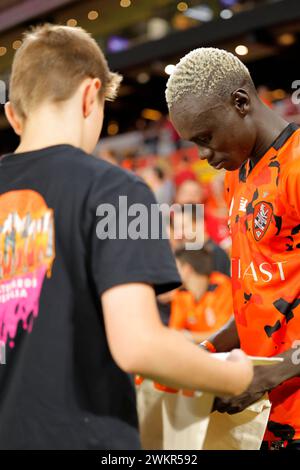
[198,146,214,161]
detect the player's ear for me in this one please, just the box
[82,78,102,118]
[231,89,250,117]
[4,102,23,136]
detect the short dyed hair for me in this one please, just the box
[166,47,255,109]
[9,23,122,119]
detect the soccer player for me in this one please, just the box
[166,47,300,450]
[0,27,253,449]
[170,247,233,343]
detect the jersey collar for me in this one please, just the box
[241,122,299,181]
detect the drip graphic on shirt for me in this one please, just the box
[0,190,55,348]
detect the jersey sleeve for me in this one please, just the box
[281,159,300,217]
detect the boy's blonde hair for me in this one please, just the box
[9,23,122,119]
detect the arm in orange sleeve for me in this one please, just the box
[282,159,300,216]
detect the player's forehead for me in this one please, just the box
[169,94,221,141]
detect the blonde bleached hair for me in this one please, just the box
[9,23,123,119]
[166,47,255,109]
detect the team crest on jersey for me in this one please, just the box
[253,201,273,241]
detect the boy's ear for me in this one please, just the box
[82,78,102,118]
[4,102,23,136]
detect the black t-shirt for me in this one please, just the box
[0,144,181,450]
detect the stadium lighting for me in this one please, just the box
[165,64,176,75]
[277,33,296,46]
[12,40,22,50]
[137,72,150,84]
[142,109,162,121]
[184,5,213,22]
[120,0,131,7]
[220,9,233,19]
[107,122,119,136]
[235,45,249,56]
[177,2,188,12]
[67,19,77,27]
[88,11,99,21]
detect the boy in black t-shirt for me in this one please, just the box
[0,24,252,449]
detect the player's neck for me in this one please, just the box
[250,105,289,166]
[187,276,209,302]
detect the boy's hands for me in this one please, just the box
[102,283,253,396]
[225,349,254,396]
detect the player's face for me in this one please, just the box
[170,94,256,171]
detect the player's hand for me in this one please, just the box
[213,364,273,414]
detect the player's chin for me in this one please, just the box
[222,159,240,171]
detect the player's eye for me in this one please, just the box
[196,135,212,146]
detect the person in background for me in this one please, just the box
[204,172,232,252]
[169,247,233,343]
[158,203,230,325]
[139,166,175,205]
[175,178,203,206]
[174,156,197,187]
[175,177,231,253]
[170,205,230,276]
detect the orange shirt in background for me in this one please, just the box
[169,272,233,334]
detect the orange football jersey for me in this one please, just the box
[169,272,233,333]
[225,123,300,441]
